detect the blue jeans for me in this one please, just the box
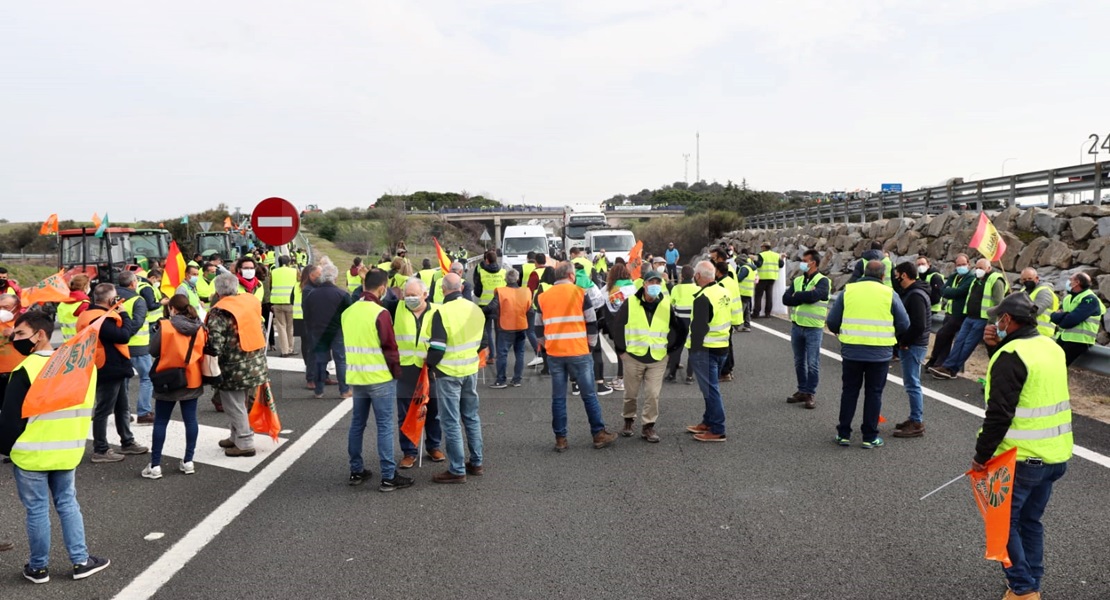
[899,345,927,422]
[689,351,727,435]
[942,318,987,373]
[837,359,888,442]
[396,367,442,457]
[13,466,88,569]
[315,335,349,396]
[525,326,538,354]
[495,330,526,384]
[435,373,483,476]
[547,354,606,437]
[93,378,136,454]
[1004,461,1068,594]
[791,324,823,395]
[151,399,198,467]
[131,354,153,417]
[348,381,397,479]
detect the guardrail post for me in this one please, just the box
[898,193,905,219]
[1095,162,1104,207]
[945,183,954,212]
[976,181,984,212]
[1008,176,1016,209]
[859,197,867,225]
[1046,170,1056,209]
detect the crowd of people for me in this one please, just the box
[0,233,1103,597]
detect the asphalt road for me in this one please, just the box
[2,317,1109,599]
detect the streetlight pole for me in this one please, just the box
[1080,140,1088,165]
[1001,157,1017,176]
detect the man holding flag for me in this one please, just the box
[975,292,1072,600]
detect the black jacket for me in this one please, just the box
[0,357,37,455]
[303,282,351,350]
[897,281,932,348]
[87,305,138,381]
[849,249,886,283]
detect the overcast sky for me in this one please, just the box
[2,0,1106,222]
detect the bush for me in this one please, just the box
[631,210,745,265]
[316,219,339,242]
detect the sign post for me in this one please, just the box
[250,197,300,247]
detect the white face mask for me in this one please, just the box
[0,309,14,323]
[917,265,928,274]
[404,296,422,310]
[241,269,256,280]
[974,268,986,279]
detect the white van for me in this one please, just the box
[501,225,549,271]
[585,229,637,265]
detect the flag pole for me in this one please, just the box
[920,472,967,501]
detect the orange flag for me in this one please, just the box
[39,214,59,236]
[22,310,107,418]
[627,240,644,280]
[249,382,282,442]
[433,237,452,274]
[91,212,101,228]
[223,216,233,230]
[161,240,187,298]
[400,366,430,445]
[478,347,489,369]
[21,270,71,306]
[967,446,1018,568]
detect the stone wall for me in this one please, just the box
[707,205,1110,345]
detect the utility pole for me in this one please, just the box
[695,131,700,183]
[682,153,690,185]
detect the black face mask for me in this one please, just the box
[1022,281,1036,293]
[11,336,36,357]
[0,279,8,290]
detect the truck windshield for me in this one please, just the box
[60,235,130,265]
[503,237,548,255]
[590,234,635,252]
[198,235,227,256]
[131,234,166,259]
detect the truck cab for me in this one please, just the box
[59,227,136,286]
[130,228,171,269]
[564,209,607,255]
[585,229,636,265]
[501,225,549,272]
[195,231,242,262]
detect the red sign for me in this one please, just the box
[250,197,300,247]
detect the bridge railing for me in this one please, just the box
[748,161,1108,229]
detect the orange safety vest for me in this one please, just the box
[496,286,531,331]
[212,293,265,352]
[77,307,131,368]
[155,320,208,389]
[537,283,589,357]
[0,335,24,373]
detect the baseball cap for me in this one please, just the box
[643,270,663,282]
[986,292,1040,321]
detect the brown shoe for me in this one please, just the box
[804,394,816,409]
[340,390,353,399]
[1001,590,1041,600]
[224,446,257,457]
[718,373,734,383]
[641,424,660,443]
[685,423,710,434]
[554,437,569,452]
[432,471,466,484]
[693,431,726,443]
[398,455,417,469]
[620,418,634,437]
[136,414,155,424]
[593,429,617,449]
[427,449,446,462]
[218,438,235,449]
[325,378,339,386]
[786,391,805,404]
[892,421,925,438]
[465,462,484,476]
[305,383,316,390]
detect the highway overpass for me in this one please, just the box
[437,206,686,246]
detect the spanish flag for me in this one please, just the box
[162,240,187,298]
[433,237,451,274]
[969,212,1007,262]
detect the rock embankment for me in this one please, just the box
[708,205,1110,345]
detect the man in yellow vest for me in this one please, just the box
[425,273,488,483]
[752,242,783,319]
[734,250,758,332]
[611,270,684,442]
[522,252,538,290]
[473,250,506,352]
[0,311,112,583]
[665,265,697,384]
[485,269,533,388]
[976,292,1072,600]
[346,257,364,293]
[782,250,829,410]
[568,248,593,278]
[827,260,909,449]
[118,271,156,424]
[930,258,1006,380]
[196,263,217,306]
[341,269,413,491]
[392,276,445,469]
[684,261,733,442]
[593,249,609,277]
[1017,268,1057,338]
[417,258,439,289]
[1050,272,1106,366]
[269,255,299,357]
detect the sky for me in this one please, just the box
[2,0,1107,222]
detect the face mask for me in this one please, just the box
[974,268,986,279]
[996,317,1009,340]
[805,262,815,273]
[0,309,13,324]
[12,335,36,356]
[188,276,199,285]
[241,269,256,280]
[956,266,969,275]
[646,284,663,298]
[917,265,928,274]
[1022,281,1036,293]
[404,296,422,310]
[204,272,217,282]
[0,280,7,289]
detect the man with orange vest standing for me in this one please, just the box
[80,283,148,464]
[485,269,533,389]
[534,262,617,452]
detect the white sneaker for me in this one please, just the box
[141,464,162,480]
[179,461,195,475]
[527,356,544,367]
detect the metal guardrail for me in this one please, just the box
[749,161,1108,229]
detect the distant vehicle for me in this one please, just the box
[300,204,323,218]
[130,228,171,269]
[501,225,549,272]
[585,229,636,265]
[59,227,137,286]
[564,209,607,254]
[195,231,239,262]
[547,235,565,261]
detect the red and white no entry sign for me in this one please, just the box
[250,197,300,247]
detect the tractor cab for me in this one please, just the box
[130,228,171,270]
[58,227,136,286]
[195,231,242,262]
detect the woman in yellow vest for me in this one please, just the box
[142,294,208,479]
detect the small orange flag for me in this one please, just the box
[968,446,1018,568]
[627,240,644,280]
[22,309,106,418]
[39,214,59,236]
[433,237,452,274]
[21,270,71,306]
[223,216,233,230]
[400,366,431,446]
[91,212,101,228]
[248,382,282,442]
[478,347,489,369]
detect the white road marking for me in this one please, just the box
[112,421,286,473]
[598,334,618,364]
[256,216,294,228]
[144,532,165,541]
[749,321,1110,470]
[111,397,355,600]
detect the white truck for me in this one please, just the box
[500,224,549,271]
[563,208,607,254]
[584,228,637,265]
